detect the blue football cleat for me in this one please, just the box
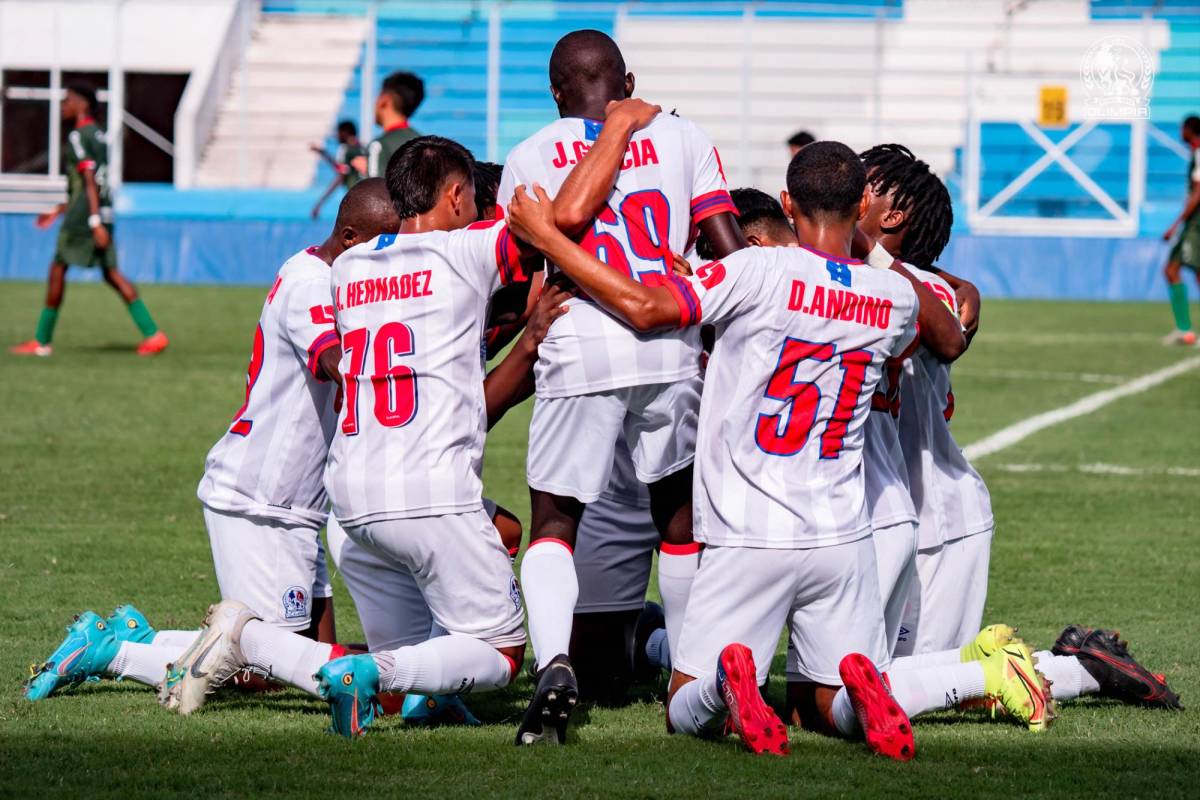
[315,654,382,738]
[106,604,157,644]
[402,693,482,726]
[24,611,120,701]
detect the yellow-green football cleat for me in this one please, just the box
[960,623,1019,662]
[981,641,1056,731]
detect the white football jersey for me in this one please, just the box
[498,113,736,398]
[324,221,527,526]
[899,267,994,548]
[198,247,341,527]
[676,246,918,549]
[863,373,919,529]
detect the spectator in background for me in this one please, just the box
[787,129,815,157]
[353,71,425,178]
[310,120,366,219]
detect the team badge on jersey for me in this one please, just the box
[282,586,309,620]
[826,260,853,287]
[509,576,523,612]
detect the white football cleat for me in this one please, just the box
[158,600,258,715]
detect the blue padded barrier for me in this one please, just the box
[0,211,1177,302]
[940,234,1171,302]
[1,214,326,287]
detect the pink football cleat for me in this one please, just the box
[137,331,169,356]
[10,340,52,357]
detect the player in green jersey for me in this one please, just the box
[1161,114,1200,346]
[310,119,367,218]
[10,84,167,357]
[350,71,424,179]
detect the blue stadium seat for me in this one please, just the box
[289,1,918,187]
[1091,0,1200,22]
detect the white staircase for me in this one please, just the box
[620,0,1168,190]
[195,13,366,189]
[0,175,66,214]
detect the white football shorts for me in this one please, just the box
[873,521,918,658]
[341,509,526,649]
[203,505,332,630]
[894,527,994,656]
[786,521,916,679]
[527,377,701,503]
[676,536,888,687]
[325,516,433,650]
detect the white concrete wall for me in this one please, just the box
[0,0,236,72]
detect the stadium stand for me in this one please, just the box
[277,0,1194,234]
[194,12,367,188]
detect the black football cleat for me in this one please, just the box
[1052,625,1183,710]
[515,654,579,745]
[630,601,666,685]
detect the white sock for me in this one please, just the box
[373,634,513,694]
[153,629,200,648]
[885,661,987,718]
[831,685,862,737]
[645,628,671,671]
[106,641,189,687]
[890,648,965,670]
[520,539,577,670]
[658,546,700,656]
[1034,651,1098,701]
[668,676,726,736]
[239,620,332,696]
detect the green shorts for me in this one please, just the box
[54,227,117,269]
[1169,217,1200,271]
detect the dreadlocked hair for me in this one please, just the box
[860,144,952,269]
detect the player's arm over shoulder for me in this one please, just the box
[506,184,694,332]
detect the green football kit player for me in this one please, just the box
[1161,114,1200,346]
[11,84,167,357]
[350,70,424,179]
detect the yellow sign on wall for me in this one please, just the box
[1039,85,1069,128]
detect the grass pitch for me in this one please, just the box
[1,282,1197,798]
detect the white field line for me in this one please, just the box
[963,356,1200,461]
[997,463,1200,478]
[956,367,1127,384]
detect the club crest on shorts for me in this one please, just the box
[509,576,522,612]
[282,586,308,620]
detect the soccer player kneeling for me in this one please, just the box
[157,124,656,735]
[508,142,922,759]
